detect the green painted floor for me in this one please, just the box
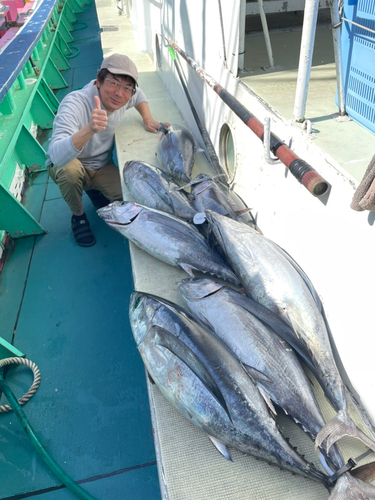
[0,4,160,499]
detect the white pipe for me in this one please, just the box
[263,117,279,164]
[330,0,346,115]
[293,0,320,122]
[258,0,275,68]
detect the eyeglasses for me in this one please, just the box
[104,78,136,95]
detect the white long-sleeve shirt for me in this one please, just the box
[46,80,147,170]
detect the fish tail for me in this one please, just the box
[316,409,375,453]
[158,122,169,135]
[328,473,375,500]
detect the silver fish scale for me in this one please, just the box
[99,202,239,284]
[129,293,327,484]
[179,280,326,433]
[207,211,347,415]
[178,278,346,470]
[123,161,197,220]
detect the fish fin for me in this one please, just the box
[283,309,317,372]
[251,213,263,235]
[328,473,375,500]
[241,363,277,415]
[316,410,375,453]
[234,208,251,216]
[207,435,233,461]
[180,263,196,278]
[147,371,155,385]
[284,309,303,341]
[241,363,274,385]
[347,391,375,442]
[258,386,277,416]
[153,325,233,423]
[351,460,375,483]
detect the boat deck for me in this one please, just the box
[1,2,375,499]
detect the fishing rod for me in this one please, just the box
[168,40,330,198]
[168,46,225,178]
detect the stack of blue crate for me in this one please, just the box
[341,0,375,134]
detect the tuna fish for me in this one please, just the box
[123,160,197,221]
[129,291,328,485]
[157,124,196,183]
[191,173,261,232]
[97,201,239,284]
[178,277,345,471]
[204,210,375,455]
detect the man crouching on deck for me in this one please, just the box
[46,53,169,247]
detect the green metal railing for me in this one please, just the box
[0,0,88,240]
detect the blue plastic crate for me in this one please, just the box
[340,0,375,134]
[357,0,375,21]
[346,36,375,133]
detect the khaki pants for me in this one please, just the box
[48,159,123,214]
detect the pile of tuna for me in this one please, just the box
[98,125,375,499]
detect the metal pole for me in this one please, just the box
[168,46,226,177]
[330,0,346,115]
[293,0,320,122]
[258,0,275,68]
[218,0,227,66]
[238,0,246,72]
[169,40,330,197]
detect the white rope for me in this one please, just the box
[0,357,41,413]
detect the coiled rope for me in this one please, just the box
[0,357,41,413]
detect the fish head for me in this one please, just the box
[97,201,142,227]
[157,124,195,182]
[175,127,195,154]
[178,278,225,303]
[123,160,138,180]
[123,160,156,185]
[129,292,162,345]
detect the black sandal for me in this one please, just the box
[71,216,96,247]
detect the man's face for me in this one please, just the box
[97,73,135,112]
